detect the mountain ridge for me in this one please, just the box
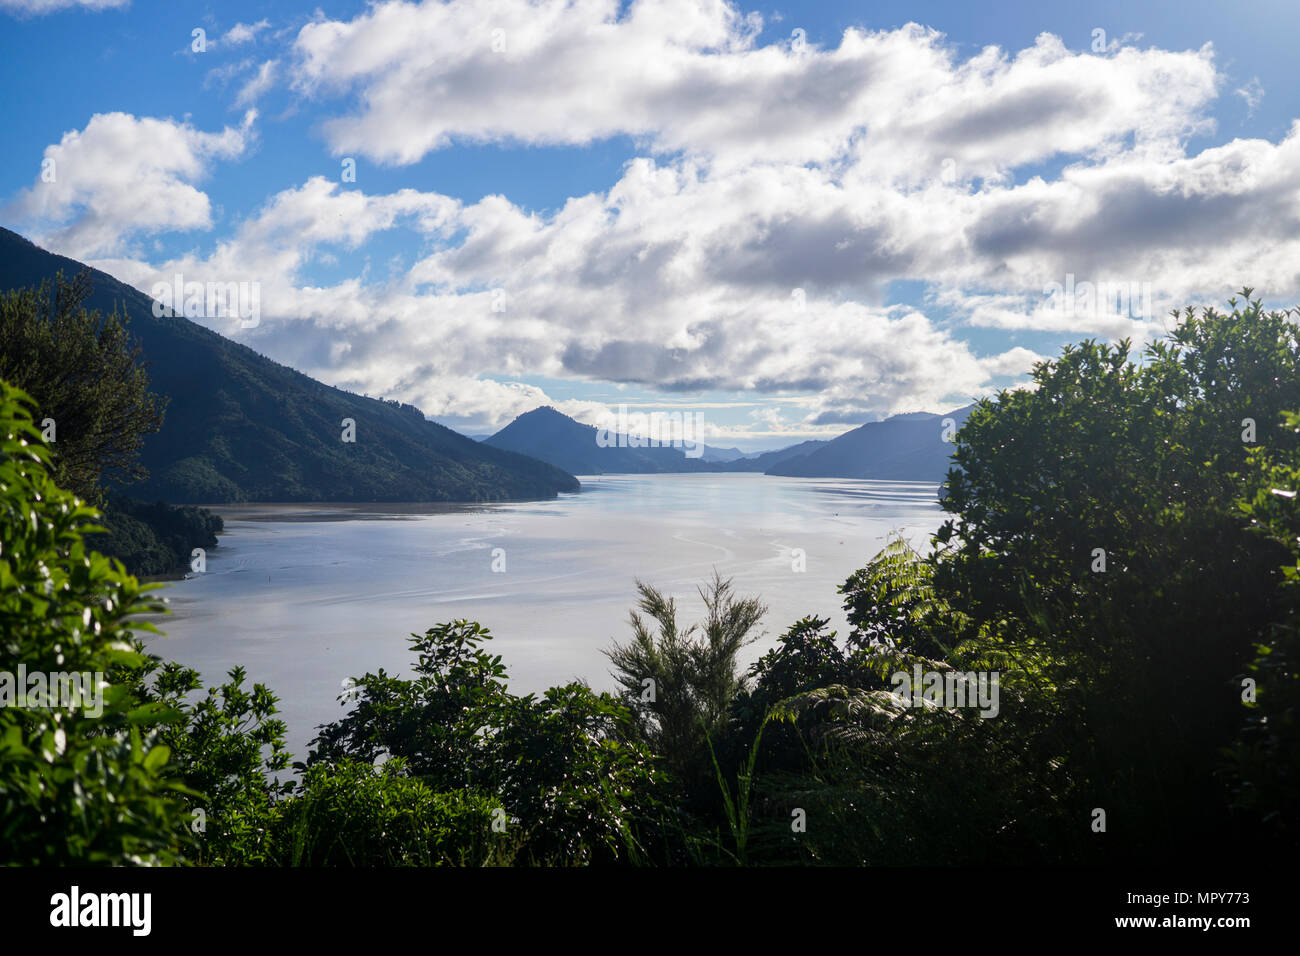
[485,405,718,475]
[0,227,580,503]
[487,404,968,480]
[767,404,974,480]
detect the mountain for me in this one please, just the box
[0,227,579,503]
[485,406,719,474]
[766,406,974,481]
[486,407,849,476]
[725,439,828,472]
[699,445,745,463]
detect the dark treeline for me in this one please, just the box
[83,494,222,577]
[0,272,222,575]
[0,291,1296,865]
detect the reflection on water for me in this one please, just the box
[144,474,942,759]
[215,501,496,521]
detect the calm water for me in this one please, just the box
[143,474,942,758]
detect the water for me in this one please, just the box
[142,474,943,759]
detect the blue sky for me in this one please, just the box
[3,0,1298,449]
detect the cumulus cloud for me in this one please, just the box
[9,112,253,259]
[86,170,1005,429]
[288,1,1215,178]
[18,4,1300,436]
[978,347,1052,378]
[83,116,1300,431]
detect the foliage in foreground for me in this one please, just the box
[0,380,188,864]
[733,292,1300,864]
[307,622,665,865]
[273,761,506,866]
[604,572,765,798]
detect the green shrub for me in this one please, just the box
[140,662,294,866]
[0,380,192,864]
[310,621,665,865]
[273,760,506,866]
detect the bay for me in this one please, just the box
[143,473,942,759]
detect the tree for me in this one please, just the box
[0,272,165,503]
[307,621,513,789]
[1231,409,1300,853]
[731,294,1300,865]
[604,572,766,787]
[930,292,1300,859]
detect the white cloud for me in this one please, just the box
[204,57,255,89]
[288,2,1215,179]
[1236,76,1264,118]
[0,0,126,15]
[979,347,1051,378]
[20,5,1300,433]
[236,60,278,106]
[90,171,996,428]
[9,112,253,259]
[84,109,1300,430]
[224,19,270,46]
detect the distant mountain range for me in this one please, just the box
[0,228,579,503]
[484,406,720,474]
[487,405,971,481]
[732,440,830,472]
[700,444,746,463]
[766,406,975,480]
[1,227,970,500]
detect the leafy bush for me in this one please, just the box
[1229,409,1300,850]
[706,293,1300,865]
[272,760,505,866]
[309,621,665,865]
[141,662,294,865]
[0,380,191,864]
[930,293,1299,860]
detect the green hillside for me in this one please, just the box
[0,228,579,503]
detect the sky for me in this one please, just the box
[2,0,1298,450]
